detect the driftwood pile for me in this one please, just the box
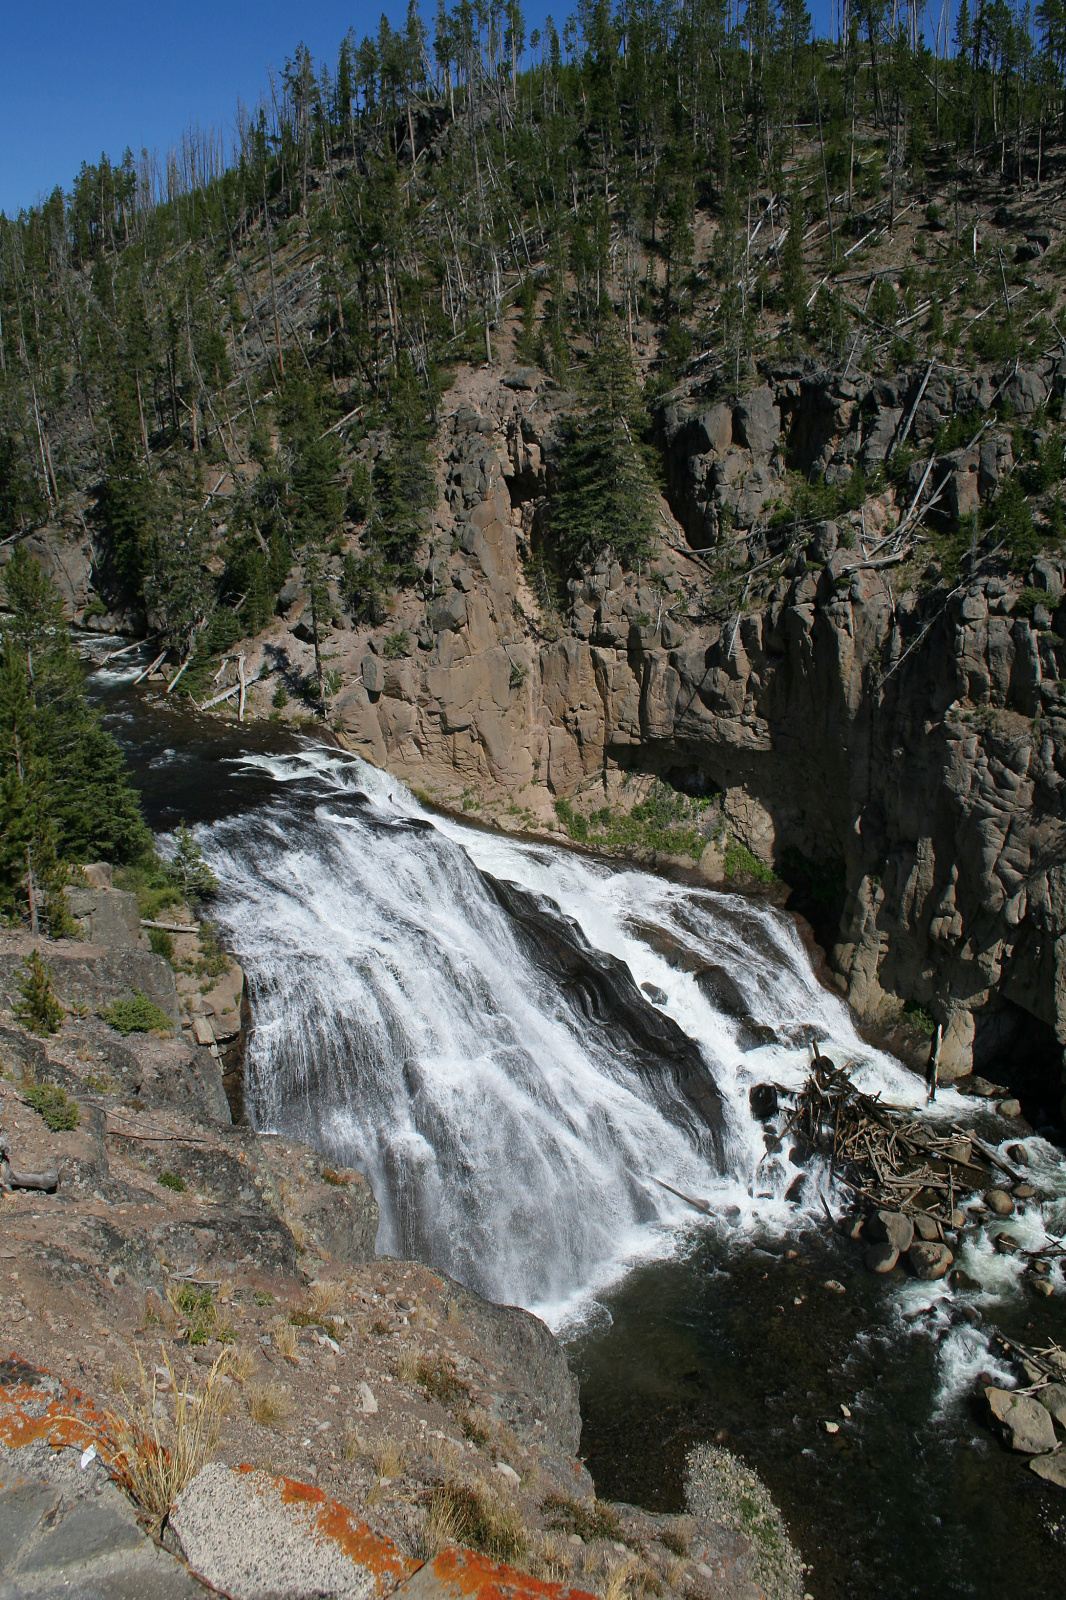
[788,1055,996,1227]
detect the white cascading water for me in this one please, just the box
[200,746,1060,1332]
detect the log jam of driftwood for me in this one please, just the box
[786,1057,998,1227]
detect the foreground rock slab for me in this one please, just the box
[172,1461,417,1600]
[0,1438,201,1599]
[985,1388,1058,1454]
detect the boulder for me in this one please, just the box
[906,1241,953,1280]
[867,1210,914,1253]
[986,1189,1015,1216]
[333,684,387,765]
[361,655,385,695]
[429,591,468,633]
[1037,1383,1066,1428]
[694,403,734,454]
[1030,1454,1066,1490]
[749,1083,779,1121]
[62,886,142,949]
[733,386,780,458]
[914,1213,941,1243]
[1002,367,1048,417]
[865,1242,899,1274]
[985,1387,1058,1453]
[861,406,903,467]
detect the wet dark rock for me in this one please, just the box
[641,981,669,1006]
[864,1242,899,1273]
[486,875,726,1160]
[867,1210,914,1253]
[749,1083,779,1121]
[985,1387,1058,1453]
[907,1241,954,1280]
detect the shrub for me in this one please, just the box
[382,630,410,659]
[168,824,218,900]
[723,837,776,884]
[99,990,175,1035]
[148,928,175,961]
[541,1491,624,1543]
[21,1080,79,1131]
[195,920,229,979]
[158,1171,186,1192]
[15,951,64,1034]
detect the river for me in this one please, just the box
[90,656,1066,1599]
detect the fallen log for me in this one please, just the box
[0,1154,59,1193]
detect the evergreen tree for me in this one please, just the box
[0,547,151,902]
[552,322,657,570]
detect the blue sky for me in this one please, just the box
[6,1,874,216]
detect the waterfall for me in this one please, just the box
[204,747,939,1327]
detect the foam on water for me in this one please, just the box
[196,747,1065,1335]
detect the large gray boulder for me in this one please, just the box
[733,386,780,458]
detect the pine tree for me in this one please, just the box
[552,322,658,571]
[0,548,151,886]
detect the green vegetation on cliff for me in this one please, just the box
[0,547,151,928]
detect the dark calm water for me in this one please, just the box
[90,658,1066,1600]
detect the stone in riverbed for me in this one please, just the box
[1000,1098,1022,1118]
[867,1210,914,1253]
[906,1241,953,1280]
[865,1242,899,1274]
[914,1213,941,1243]
[1013,1182,1036,1200]
[1030,1454,1066,1490]
[985,1388,1058,1453]
[1037,1383,1066,1428]
[986,1189,1015,1216]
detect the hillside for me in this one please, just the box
[4,8,1066,1120]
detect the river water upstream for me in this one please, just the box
[91,659,1066,1599]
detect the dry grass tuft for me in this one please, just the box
[307,1279,344,1318]
[110,1363,134,1394]
[665,1554,689,1588]
[424,1477,527,1565]
[658,1522,691,1558]
[370,1435,408,1479]
[428,1433,463,1469]
[271,1319,300,1361]
[419,1487,464,1558]
[246,1381,295,1428]
[227,1346,257,1384]
[462,1404,493,1447]
[527,1532,574,1582]
[446,1298,462,1324]
[342,1423,363,1462]
[602,1556,640,1600]
[396,1347,421,1384]
[107,1347,234,1520]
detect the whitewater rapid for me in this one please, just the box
[194,744,997,1329]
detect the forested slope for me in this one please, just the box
[6,4,1066,1113]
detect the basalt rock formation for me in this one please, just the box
[319,356,1066,1119]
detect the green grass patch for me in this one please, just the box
[21,1081,79,1132]
[158,1170,186,1192]
[723,837,776,884]
[903,1001,937,1037]
[555,780,711,859]
[99,990,175,1035]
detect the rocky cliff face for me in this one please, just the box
[319,358,1066,1120]
[15,352,1064,1117]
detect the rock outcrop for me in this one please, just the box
[303,359,1066,1119]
